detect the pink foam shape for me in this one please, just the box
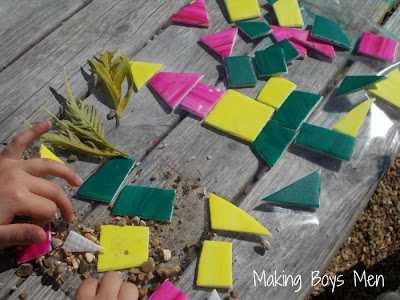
[149,72,204,108]
[16,223,51,264]
[149,280,191,300]
[200,27,238,57]
[358,31,398,62]
[270,25,308,57]
[179,82,225,118]
[292,30,336,59]
[169,0,210,27]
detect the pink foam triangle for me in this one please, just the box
[292,30,336,59]
[149,72,204,108]
[16,223,51,264]
[270,25,308,57]
[200,27,238,57]
[169,0,210,27]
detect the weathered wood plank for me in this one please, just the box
[0,0,92,71]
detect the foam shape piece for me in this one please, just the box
[40,144,64,164]
[208,290,222,300]
[16,224,51,264]
[209,193,271,235]
[333,98,375,137]
[130,61,162,91]
[336,75,387,96]
[148,280,190,300]
[255,48,287,77]
[257,77,297,109]
[272,0,304,28]
[63,231,106,252]
[262,170,321,208]
[224,0,261,22]
[293,30,336,59]
[358,31,398,62]
[311,15,352,50]
[267,0,279,4]
[76,157,135,202]
[367,68,400,108]
[112,185,176,222]
[236,21,272,40]
[169,0,210,27]
[97,225,149,272]
[197,240,232,288]
[267,39,300,62]
[205,90,275,143]
[253,121,297,167]
[270,25,307,57]
[224,56,257,87]
[179,82,225,118]
[271,90,323,130]
[295,123,356,160]
[200,28,238,57]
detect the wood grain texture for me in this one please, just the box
[0,0,91,71]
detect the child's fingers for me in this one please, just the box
[1,121,51,160]
[118,282,138,300]
[12,191,58,221]
[75,278,99,299]
[97,271,123,298]
[0,223,46,248]
[23,158,83,187]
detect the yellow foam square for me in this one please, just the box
[257,77,297,109]
[273,0,304,27]
[224,0,261,22]
[97,225,149,272]
[197,241,232,288]
[40,144,64,164]
[367,68,400,108]
[205,90,274,142]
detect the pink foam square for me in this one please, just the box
[358,31,398,62]
[293,30,336,59]
[16,223,51,264]
[148,280,190,300]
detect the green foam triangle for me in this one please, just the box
[336,75,387,96]
[311,15,352,50]
[262,170,321,208]
[236,22,272,40]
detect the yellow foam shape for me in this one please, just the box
[197,241,232,288]
[40,144,64,164]
[273,0,304,27]
[257,77,297,109]
[205,90,274,143]
[130,61,162,90]
[97,225,149,272]
[209,193,271,235]
[224,0,261,22]
[333,98,375,137]
[367,69,400,108]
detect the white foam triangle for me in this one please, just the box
[208,289,221,300]
[63,231,106,252]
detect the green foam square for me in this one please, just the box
[112,185,176,222]
[236,21,272,40]
[295,123,356,160]
[311,15,352,50]
[76,157,135,202]
[255,48,287,77]
[267,39,300,62]
[271,91,322,130]
[253,121,297,167]
[224,56,257,88]
[336,75,387,96]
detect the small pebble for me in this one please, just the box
[0,283,3,289]
[51,238,64,249]
[151,173,158,181]
[132,216,140,226]
[19,293,28,300]
[141,258,155,273]
[68,154,78,162]
[138,288,148,298]
[139,220,146,226]
[207,155,212,160]
[230,290,238,298]
[16,263,33,277]
[260,239,270,250]
[85,253,95,263]
[124,250,129,255]
[129,273,136,283]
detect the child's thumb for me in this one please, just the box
[0,224,46,248]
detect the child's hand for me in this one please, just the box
[0,120,82,248]
[75,271,138,300]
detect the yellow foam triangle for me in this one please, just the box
[367,68,400,108]
[209,193,271,235]
[333,98,375,137]
[40,144,64,164]
[130,61,162,90]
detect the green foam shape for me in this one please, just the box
[253,121,297,167]
[311,15,352,50]
[255,48,287,77]
[267,0,278,4]
[295,123,356,161]
[271,91,322,130]
[262,170,321,208]
[267,39,300,62]
[236,22,272,40]
[224,56,257,87]
[112,185,176,222]
[336,75,387,97]
[76,157,135,202]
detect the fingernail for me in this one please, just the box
[29,230,44,243]
[76,175,83,186]
[39,120,51,128]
